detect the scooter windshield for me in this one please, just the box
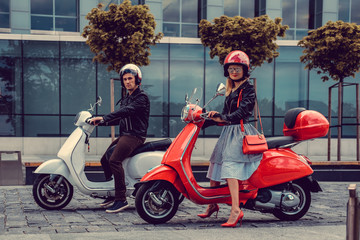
[187,87,202,105]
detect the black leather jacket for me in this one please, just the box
[220,80,256,124]
[203,80,256,128]
[101,87,150,139]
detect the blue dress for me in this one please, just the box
[206,80,263,182]
[206,123,263,182]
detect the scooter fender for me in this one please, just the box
[34,159,75,185]
[134,165,186,197]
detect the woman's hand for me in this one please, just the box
[207,111,225,123]
[89,116,104,126]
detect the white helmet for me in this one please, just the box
[119,64,142,86]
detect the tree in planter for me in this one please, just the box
[298,20,360,161]
[199,15,288,67]
[199,15,288,131]
[81,0,163,73]
[82,0,163,140]
[298,20,360,82]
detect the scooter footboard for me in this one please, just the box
[34,159,75,185]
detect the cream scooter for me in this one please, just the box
[32,97,171,210]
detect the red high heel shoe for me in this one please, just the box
[197,204,219,218]
[221,210,244,227]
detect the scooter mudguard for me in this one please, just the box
[248,148,314,188]
[34,159,75,185]
[139,165,186,197]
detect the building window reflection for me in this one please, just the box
[163,0,199,37]
[339,0,360,24]
[224,0,255,18]
[282,0,311,40]
[31,0,78,32]
[0,0,9,28]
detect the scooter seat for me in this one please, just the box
[266,136,296,149]
[130,138,172,157]
[105,138,173,160]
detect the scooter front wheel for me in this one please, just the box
[135,181,180,224]
[32,174,73,210]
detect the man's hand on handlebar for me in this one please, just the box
[88,116,104,126]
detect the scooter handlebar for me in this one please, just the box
[200,112,221,120]
[85,117,104,125]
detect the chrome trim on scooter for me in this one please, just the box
[179,124,231,200]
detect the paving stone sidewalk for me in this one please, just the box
[0,182,353,238]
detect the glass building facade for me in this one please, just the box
[0,0,359,140]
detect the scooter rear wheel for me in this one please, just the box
[272,181,311,221]
[135,181,180,224]
[32,174,73,210]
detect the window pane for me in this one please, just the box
[240,0,254,18]
[148,116,168,137]
[0,0,9,12]
[24,59,59,114]
[296,0,309,29]
[61,116,75,136]
[275,47,307,116]
[23,41,59,114]
[61,58,95,114]
[308,69,332,116]
[181,24,198,38]
[142,45,169,116]
[282,0,295,28]
[224,0,238,17]
[163,0,180,22]
[55,17,77,32]
[97,67,122,116]
[338,0,350,22]
[252,61,274,116]
[203,53,224,137]
[31,0,53,15]
[351,0,360,24]
[169,116,185,137]
[169,44,204,115]
[31,16,53,30]
[0,40,21,136]
[0,14,9,28]
[182,0,198,23]
[24,115,59,137]
[163,23,180,37]
[55,0,77,16]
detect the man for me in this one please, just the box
[90,64,150,213]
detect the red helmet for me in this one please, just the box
[223,50,250,77]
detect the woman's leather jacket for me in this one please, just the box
[202,80,256,129]
[101,87,150,139]
[220,80,256,124]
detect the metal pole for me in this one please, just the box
[328,86,332,161]
[338,81,342,161]
[110,79,115,142]
[347,184,359,240]
[356,84,359,162]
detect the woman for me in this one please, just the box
[198,50,263,227]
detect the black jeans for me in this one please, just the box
[100,135,144,201]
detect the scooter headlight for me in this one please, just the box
[181,105,190,122]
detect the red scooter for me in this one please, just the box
[134,83,328,224]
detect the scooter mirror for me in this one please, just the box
[96,96,102,107]
[216,83,226,96]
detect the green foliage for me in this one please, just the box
[82,0,163,73]
[298,21,360,82]
[199,15,288,69]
